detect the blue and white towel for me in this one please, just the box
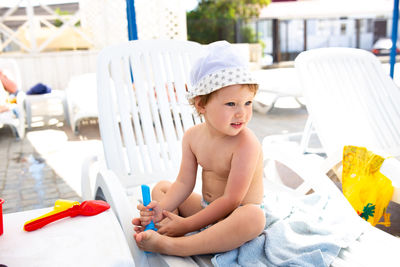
[212,189,367,267]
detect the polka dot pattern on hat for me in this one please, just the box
[186,66,257,100]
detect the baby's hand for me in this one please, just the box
[156,210,188,237]
[133,200,164,228]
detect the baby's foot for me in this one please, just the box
[134,230,173,254]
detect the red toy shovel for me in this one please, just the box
[24,200,110,232]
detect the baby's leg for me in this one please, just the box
[135,204,266,256]
[152,180,202,217]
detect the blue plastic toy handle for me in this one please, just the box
[141,185,156,231]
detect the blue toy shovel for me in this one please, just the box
[141,185,157,231]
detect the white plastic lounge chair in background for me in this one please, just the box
[262,47,400,265]
[295,47,400,159]
[65,72,98,134]
[0,59,25,139]
[24,88,69,130]
[252,68,304,113]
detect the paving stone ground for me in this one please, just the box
[0,118,101,213]
[0,128,81,213]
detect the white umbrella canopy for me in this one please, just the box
[259,0,394,20]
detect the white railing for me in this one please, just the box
[0,1,94,53]
[0,0,190,91]
[1,50,98,91]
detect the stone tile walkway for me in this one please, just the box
[0,128,81,213]
[0,119,101,214]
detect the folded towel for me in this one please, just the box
[212,232,268,267]
[212,189,366,267]
[27,83,52,95]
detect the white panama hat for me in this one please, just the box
[187,40,258,100]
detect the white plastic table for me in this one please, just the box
[0,208,135,267]
[24,90,69,129]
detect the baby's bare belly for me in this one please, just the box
[201,171,264,205]
[202,172,226,203]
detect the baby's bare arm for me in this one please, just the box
[133,130,198,232]
[158,130,198,212]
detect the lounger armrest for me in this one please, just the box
[15,91,26,138]
[94,168,151,266]
[263,141,343,199]
[16,91,25,110]
[263,142,358,218]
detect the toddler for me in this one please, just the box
[132,41,265,256]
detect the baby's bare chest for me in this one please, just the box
[194,142,233,176]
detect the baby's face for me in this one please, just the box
[202,84,254,136]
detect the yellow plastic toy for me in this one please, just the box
[342,146,394,227]
[24,199,80,227]
[24,199,110,231]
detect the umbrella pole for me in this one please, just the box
[390,0,399,78]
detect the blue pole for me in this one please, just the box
[390,0,399,78]
[126,0,138,40]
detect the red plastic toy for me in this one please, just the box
[24,199,110,232]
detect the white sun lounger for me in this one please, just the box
[252,68,303,113]
[295,47,400,158]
